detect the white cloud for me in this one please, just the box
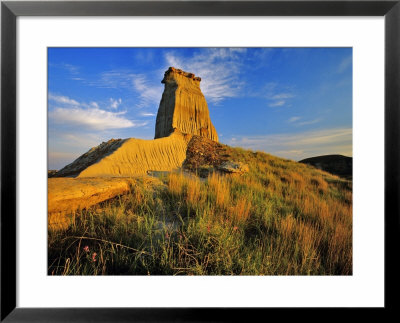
[288,116,301,123]
[90,102,99,109]
[164,48,245,104]
[48,93,80,106]
[84,70,163,108]
[49,93,101,110]
[93,70,135,89]
[269,100,286,107]
[140,112,156,117]
[272,93,294,100]
[109,98,122,109]
[263,82,295,108]
[224,128,352,161]
[337,55,352,73]
[297,118,322,126]
[48,92,150,170]
[50,63,81,78]
[62,63,80,75]
[132,75,163,108]
[288,116,322,126]
[48,93,145,130]
[49,107,139,130]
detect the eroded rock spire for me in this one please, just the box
[155,67,219,142]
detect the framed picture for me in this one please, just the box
[1,0,399,321]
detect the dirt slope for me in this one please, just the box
[78,130,192,177]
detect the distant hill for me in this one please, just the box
[299,154,352,179]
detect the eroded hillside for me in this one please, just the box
[78,130,192,177]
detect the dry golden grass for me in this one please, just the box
[310,176,329,194]
[208,172,230,209]
[232,197,252,223]
[168,172,185,196]
[288,170,306,190]
[49,146,352,275]
[185,176,202,205]
[279,215,297,238]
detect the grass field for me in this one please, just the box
[48,147,352,275]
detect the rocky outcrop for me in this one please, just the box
[56,138,126,177]
[48,177,133,229]
[183,135,248,177]
[155,67,218,142]
[217,161,249,174]
[183,135,230,170]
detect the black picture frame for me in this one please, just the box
[1,0,399,321]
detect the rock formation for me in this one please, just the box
[48,177,133,229]
[155,67,218,142]
[78,130,191,177]
[55,131,191,178]
[49,68,222,224]
[54,67,219,178]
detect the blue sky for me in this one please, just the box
[48,47,352,170]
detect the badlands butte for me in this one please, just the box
[49,67,244,228]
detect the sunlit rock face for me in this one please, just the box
[155,67,219,142]
[77,130,192,177]
[51,68,219,179]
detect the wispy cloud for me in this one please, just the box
[86,71,162,108]
[132,75,163,108]
[297,118,322,126]
[49,93,101,110]
[288,116,301,123]
[90,102,99,109]
[271,93,294,100]
[288,116,322,126]
[61,63,80,75]
[49,63,83,82]
[337,55,352,73]
[269,100,286,107]
[49,107,140,130]
[263,82,295,108]
[164,48,246,104]
[109,98,122,109]
[49,93,80,106]
[48,93,141,130]
[225,128,352,160]
[140,112,156,117]
[89,70,135,89]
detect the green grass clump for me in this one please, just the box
[48,148,352,275]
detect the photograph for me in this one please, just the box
[47,47,353,276]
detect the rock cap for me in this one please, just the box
[162,66,202,83]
